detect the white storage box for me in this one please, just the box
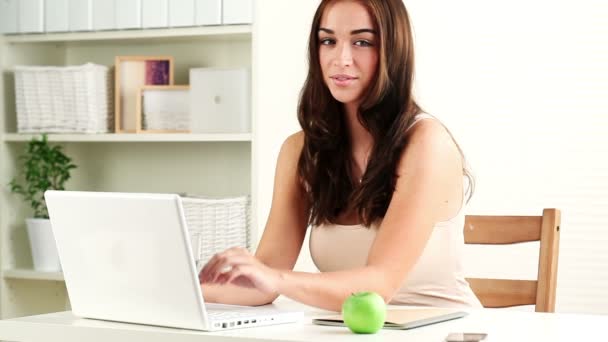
[222,0,253,24]
[181,195,251,265]
[14,63,113,133]
[189,67,250,133]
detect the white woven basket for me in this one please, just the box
[14,63,113,133]
[181,195,251,265]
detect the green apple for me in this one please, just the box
[341,291,386,334]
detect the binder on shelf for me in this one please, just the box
[168,0,195,27]
[222,0,253,25]
[116,0,142,30]
[19,0,44,33]
[69,0,93,32]
[195,0,221,26]
[0,0,19,34]
[45,0,69,33]
[142,0,169,28]
[92,0,115,31]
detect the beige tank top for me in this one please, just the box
[309,113,483,308]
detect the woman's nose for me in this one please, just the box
[334,43,353,67]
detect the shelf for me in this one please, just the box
[2,133,252,143]
[3,269,64,281]
[0,19,256,320]
[3,25,252,44]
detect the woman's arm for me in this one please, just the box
[200,132,310,306]
[202,120,465,311]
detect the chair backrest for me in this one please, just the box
[463,208,561,312]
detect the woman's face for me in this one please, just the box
[318,0,379,106]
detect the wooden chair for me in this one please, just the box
[463,208,561,312]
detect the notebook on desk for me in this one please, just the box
[313,308,468,330]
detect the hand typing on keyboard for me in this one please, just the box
[199,246,282,295]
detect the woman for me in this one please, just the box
[200,0,482,311]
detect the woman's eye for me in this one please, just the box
[320,38,335,45]
[354,40,373,47]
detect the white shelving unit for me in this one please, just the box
[3,133,253,143]
[0,25,256,319]
[3,25,251,43]
[3,269,64,282]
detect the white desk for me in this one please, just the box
[0,299,605,342]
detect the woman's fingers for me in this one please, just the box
[218,265,256,288]
[201,254,277,294]
[202,254,252,283]
[200,253,220,281]
[200,246,250,283]
[210,255,251,283]
[225,265,250,284]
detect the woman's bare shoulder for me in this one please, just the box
[405,118,460,158]
[280,131,305,158]
[397,118,463,182]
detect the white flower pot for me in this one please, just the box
[26,218,62,272]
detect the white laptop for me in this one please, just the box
[44,190,303,331]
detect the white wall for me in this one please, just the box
[254,0,608,314]
[252,0,319,269]
[408,0,608,314]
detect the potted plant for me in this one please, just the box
[9,134,77,272]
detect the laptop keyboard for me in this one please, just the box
[207,307,280,320]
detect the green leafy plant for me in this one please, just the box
[9,134,77,219]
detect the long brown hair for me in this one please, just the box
[297,0,473,227]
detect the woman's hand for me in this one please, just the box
[199,247,282,295]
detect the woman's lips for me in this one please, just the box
[330,74,357,87]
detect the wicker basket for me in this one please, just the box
[14,63,113,133]
[181,195,251,265]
